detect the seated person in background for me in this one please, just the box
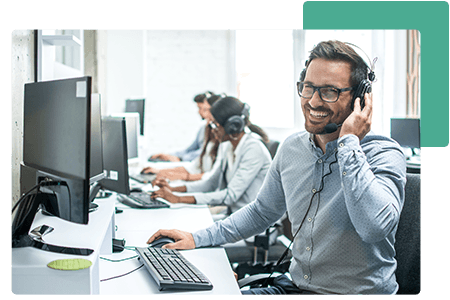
[147,41,407,294]
[150,96,272,215]
[142,94,223,181]
[148,91,214,162]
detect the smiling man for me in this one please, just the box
[147,41,407,294]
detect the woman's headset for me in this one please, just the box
[223,103,250,135]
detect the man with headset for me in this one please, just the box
[147,41,407,294]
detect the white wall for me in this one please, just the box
[104,30,146,114]
[101,30,410,159]
[103,30,234,159]
[11,30,35,207]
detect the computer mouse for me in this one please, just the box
[148,157,168,162]
[148,236,175,248]
[130,187,143,193]
[140,169,155,175]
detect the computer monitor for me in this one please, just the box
[390,118,421,149]
[125,98,145,135]
[90,94,105,182]
[22,76,102,225]
[99,117,131,195]
[110,113,139,164]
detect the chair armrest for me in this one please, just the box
[238,273,273,288]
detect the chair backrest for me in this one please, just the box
[394,173,420,294]
[265,140,280,159]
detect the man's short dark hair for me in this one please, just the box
[301,40,369,86]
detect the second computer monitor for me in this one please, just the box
[125,98,145,135]
[390,118,420,149]
[99,116,130,195]
[90,93,105,183]
[110,113,139,164]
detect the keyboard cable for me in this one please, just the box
[100,263,144,282]
[100,246,143,282]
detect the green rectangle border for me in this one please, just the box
[303,1,449,147]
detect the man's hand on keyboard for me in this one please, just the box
[147,229,196,250]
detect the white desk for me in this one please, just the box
[99,199,241,295]
[12,198,116,294]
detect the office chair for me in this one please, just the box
[225,217,292,280]
[239,173,421,294]
[394,173,420,294]
[264,140,280,159]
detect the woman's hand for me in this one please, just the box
[141,166,158,174]
[152,177,170,189]
[151,187,180,203]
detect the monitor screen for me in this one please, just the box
[24,77,92,180]
[90,94,106,183]
[125,98,145,135]
[99,117,130,195]
[110,113,139,161]
[390,118,420,149]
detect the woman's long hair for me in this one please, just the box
[198,94,222,172]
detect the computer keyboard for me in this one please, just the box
[130,173,156,184]
[136,246,213,291]
[117,192,170,209]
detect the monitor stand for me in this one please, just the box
[12,193,94,256]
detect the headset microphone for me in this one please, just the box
[323,123,342,134]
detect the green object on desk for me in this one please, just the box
[47,258,92,271]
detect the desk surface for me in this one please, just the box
[99,197,241,295]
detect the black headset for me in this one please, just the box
[299,42,376,110]
[223,103,250,135]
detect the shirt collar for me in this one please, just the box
[233,132,248,160]
[308,133,338,157]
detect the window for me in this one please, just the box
[236,30,410,139]
[236,30,294,128]
[37,30,84,81]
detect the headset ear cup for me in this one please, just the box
[224,115,245,135]
[351,80,372,110]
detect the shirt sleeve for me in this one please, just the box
[184,156,201,174]
[190,144,269,206]
[337,134,407,244]
[184,160,223,193]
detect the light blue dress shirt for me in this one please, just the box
[193,131,406,294]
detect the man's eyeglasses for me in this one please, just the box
[297,82,356,103]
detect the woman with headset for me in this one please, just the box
[151,96,272,215]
